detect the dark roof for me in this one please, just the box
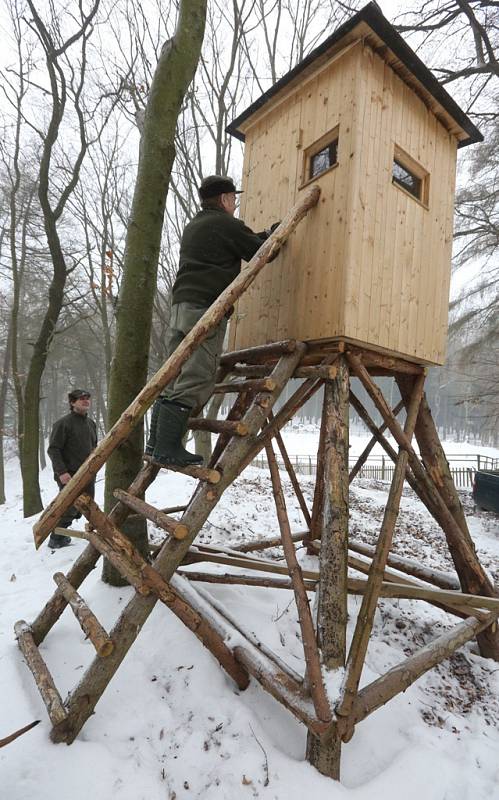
[227,2,482,148]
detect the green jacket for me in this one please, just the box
[172,208,269,307]
[47,411,97,478]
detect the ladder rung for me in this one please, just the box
[113,490,189,540]
[15,621,68,726]
[52,573,114,657]
[220,339,297,366]
[212,378,276,394]
[188,418,248,436]
[144,455,221,484]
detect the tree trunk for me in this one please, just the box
[0,322,13,505]
[103,0,208,585]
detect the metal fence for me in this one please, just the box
[251,453,499,488]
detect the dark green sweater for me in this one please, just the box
[172,208,268,307]
[47,411,97,478]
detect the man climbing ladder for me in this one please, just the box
[146,174,280,467]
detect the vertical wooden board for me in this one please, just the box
[420,123,447,361]
[229,137,254,350]
[426,131,456,362]
[376,65,398,351]
[356,49,384,346]
[415,110,437,358]
[343,46,370,341]
[388,81,411,353]
[436,142,458,362]
[264,101,302,343]
[398,88,422,357]
[404,95,430,359]
[383,74,406,353]
[274,98,305,341]
[320,47,359,339]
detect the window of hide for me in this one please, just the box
[392,145,429,206]
[302,126,339,185]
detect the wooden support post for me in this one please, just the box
[52,573,114,657]
[307,385,328,550]
[33,186,320,548]
[209,390,254,467]
[268,411,311,527]
[349,400,404,482]
[337,370,425,722]
[113,489,189,540]
[307,356,350,780]
[266,440,331,722]
[15,621,68,727]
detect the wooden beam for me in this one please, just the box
[113,489,189,540]
[269,411,311,527]
[15,621,68,726]
[187,418,248,436]
[338,611,499,739]
[53,573,114,657]
[306,356,349,779]
[349,399,404,482]
[213,377,276,394]
[220,339,298,366]
[266,440,331,722]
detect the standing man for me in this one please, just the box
[47,389,97,549]
[146,175,279,467]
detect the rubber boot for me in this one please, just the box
[145,399,161,455]
[152,400,203,467]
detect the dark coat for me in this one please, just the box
[47,411,97,479]
[171,207,269,307]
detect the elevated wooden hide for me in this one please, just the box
[227,3,481,365]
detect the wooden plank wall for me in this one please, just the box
[344,44,457,364]
[229,41,458,366]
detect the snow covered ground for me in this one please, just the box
[1,430,499,800]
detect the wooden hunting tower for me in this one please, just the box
[227,2,481,366]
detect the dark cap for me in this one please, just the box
[68,389,91,402]
[198,175,243,200]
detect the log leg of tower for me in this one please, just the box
[50,346,306,744]
[306,356,350,780]
[396,377,499,661]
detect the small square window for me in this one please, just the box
[301,126,340,187]
[392,146,429,206]
[310,139,338,179]
[392,160,421,199]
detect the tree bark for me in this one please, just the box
[103,0,208,584]
[307,357,349,779]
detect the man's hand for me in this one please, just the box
[59,472,71,485]
[265,221,281,236]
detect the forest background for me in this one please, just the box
[0,0,497,516]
